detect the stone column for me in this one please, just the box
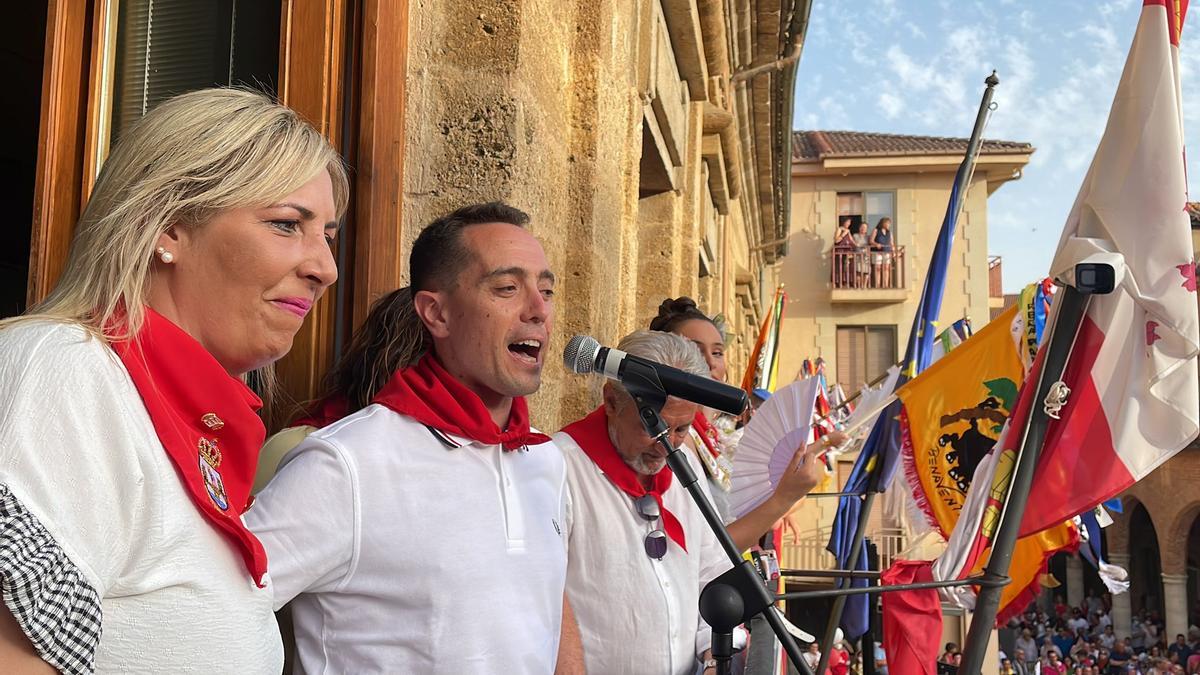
[1164,573,1189,643]
[1067,554,1085,609]
[1110,553,1133,640]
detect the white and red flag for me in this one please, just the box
[1019,0,1198,536]
[881,2,1199,671]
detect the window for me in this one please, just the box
[836,191,896,238]
[110,0,282,143]
[836,325,897,390]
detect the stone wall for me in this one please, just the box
[401,0,784,430]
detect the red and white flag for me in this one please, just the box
[1020,0,1198,537]
[881,3,1198,671]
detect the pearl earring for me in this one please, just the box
[156,247,174,264]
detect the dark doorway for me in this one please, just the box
[1129,503,1164,615]
[1187,514,1200,628]
[1,2,48,318]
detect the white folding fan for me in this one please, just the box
[729,377,822,519]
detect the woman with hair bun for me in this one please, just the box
[649,297,737,517]
[649,298,843,547]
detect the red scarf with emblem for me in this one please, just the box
[371,353,550,451]
[562,406,688,552]
[112,308,268,586]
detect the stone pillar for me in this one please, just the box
[1110,553,1133,640]
[1164,573,1189,643]
[1066,554,1085,610]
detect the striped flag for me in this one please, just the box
[741,286,788,394]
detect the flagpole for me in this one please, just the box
[957,285,1089,674]
[815,71,1001,675]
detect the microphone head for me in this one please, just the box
[563,335,601,374]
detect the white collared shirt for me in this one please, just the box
[247,404,569,674]
[552,431,732,675]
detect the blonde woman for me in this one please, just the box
[0,88,347,673]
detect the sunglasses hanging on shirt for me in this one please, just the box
[634,494,668,560]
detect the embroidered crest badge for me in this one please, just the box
[198,437,229,511]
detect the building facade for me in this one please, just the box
[10,0,810,432]
[777,130,1032,392]
[774,130,1033,567]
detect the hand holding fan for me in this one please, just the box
[730,377,826,518]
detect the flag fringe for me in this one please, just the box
[899,408,945,537]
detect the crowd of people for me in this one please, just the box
[994,594,1200,674]
[0,87,838,674]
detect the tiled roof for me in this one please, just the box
[1189,202,1200,228]
[792,130,1034,162]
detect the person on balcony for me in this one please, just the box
[870,217,894,288]
[832,217,856,287]
[852,221,871,288]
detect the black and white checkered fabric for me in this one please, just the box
[0,483,102,674]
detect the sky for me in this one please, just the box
[793,0,1200,293]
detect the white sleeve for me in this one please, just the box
[245,434,359,609]
[0,325,148,673]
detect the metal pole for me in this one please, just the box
[780,570,882,580]
[815,70,1001,675]
[778,576,986,601]
[815,491,876,674]
[956,285,1089,674]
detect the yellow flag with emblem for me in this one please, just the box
[895,302,1077,615]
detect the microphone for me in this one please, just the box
[563,335,749,415]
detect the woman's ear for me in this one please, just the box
[154,226,183,262]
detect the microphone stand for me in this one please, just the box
[623,376,814,675]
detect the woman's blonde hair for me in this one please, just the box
[13,87,349,341]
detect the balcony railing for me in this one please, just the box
[779,526,908,575]
[989,255,1003,298]
[831,245,906,290]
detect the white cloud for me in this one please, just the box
[816,96,852,129]
[1017,9,1036,34]
[878,91,904,119]
[792,0,1200,291]
[1075,23,1119,51]
[875,0,900,24]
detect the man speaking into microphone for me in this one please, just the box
[555,330,836,675]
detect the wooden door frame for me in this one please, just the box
[28,0,92,305]
[28,0,410,427]
[273,0,409,425]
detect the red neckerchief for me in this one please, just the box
[371,353,550,451]
[112,308,269,586]
[562,406,687,552]
[691,412,721,459]
[293,395,349,429]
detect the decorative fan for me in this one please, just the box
[729,377,822,519]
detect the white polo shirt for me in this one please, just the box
[552,430,732,675]
[247,403,569,674]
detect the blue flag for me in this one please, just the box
[827,179,964,639]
